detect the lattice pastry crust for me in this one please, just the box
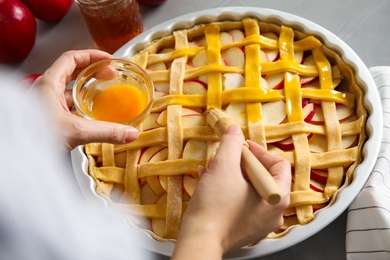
[85,17,366,242]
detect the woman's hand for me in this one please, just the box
[172,125,291,259]
[31,50,139,152]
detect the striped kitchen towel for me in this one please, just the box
[346,67,390,260]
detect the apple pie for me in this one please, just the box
[84,17,366,241]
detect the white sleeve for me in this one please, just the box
[0,86,156,260]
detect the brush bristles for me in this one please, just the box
[205,108,227,128]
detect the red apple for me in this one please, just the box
[262,32,279,62]
[0,0,37,63]
[18,73,41,88]
[193,36,206,46]
[191,49,208,67]
[225,103,247,126]
[21,0,73,22]
[140,183,160,205]
[259,50,269,62]
[146,62,167,71]
[262,101,287,125]
[183,175,199,196]
[156,110,168,126]
[310,178,325,192]
[301,98,310,107]
[154,82,170,94]
[300,55,317,85]
[181,107,206,126]
[302,102,316,123]
[313,203,327,212]
[312,104,355,123]
[139,146,168,195]
[138,0,166,6]
[273,133,313,151]
[308,132,356,153]
[182,140,207,161]
[219,31,233,44]
[154,91,167,98]
[156,107,205,127]
[273,136,295,151]
[183,80,207,94]
[265,73,284,89]
[223,73,245,90]
[294,51,304,64]
[228,29,245,42]
[311,169,328,184]
[142,112,160,131]
[221,46,245,66]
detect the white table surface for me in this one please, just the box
[1,0,389,259]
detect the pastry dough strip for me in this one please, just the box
[204,24,223,109]
[151,88,354,113]
[243,18,266,146]
[313,47,345,198]
[122,149,141,204]
[164,30,189,239]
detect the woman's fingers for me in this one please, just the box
[44,50,113,88]
[246,140,284,169]
[65,116,139,150]
[247,140,291,197]
[207,125,244,174]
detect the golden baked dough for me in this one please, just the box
[85,17,366,241]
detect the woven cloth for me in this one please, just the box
[346,67,390,260]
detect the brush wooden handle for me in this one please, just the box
[207,110,281,205]
[241,143,281,205]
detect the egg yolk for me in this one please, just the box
[90,83,147,123]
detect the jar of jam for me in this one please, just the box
[75,0,143,54]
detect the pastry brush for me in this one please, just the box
[205,108,281,205]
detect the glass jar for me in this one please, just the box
[75,0,143,54]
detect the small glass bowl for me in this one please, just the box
[73,59,154,126]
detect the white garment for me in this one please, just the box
[346,67,390,260]
[0,86,155,260]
